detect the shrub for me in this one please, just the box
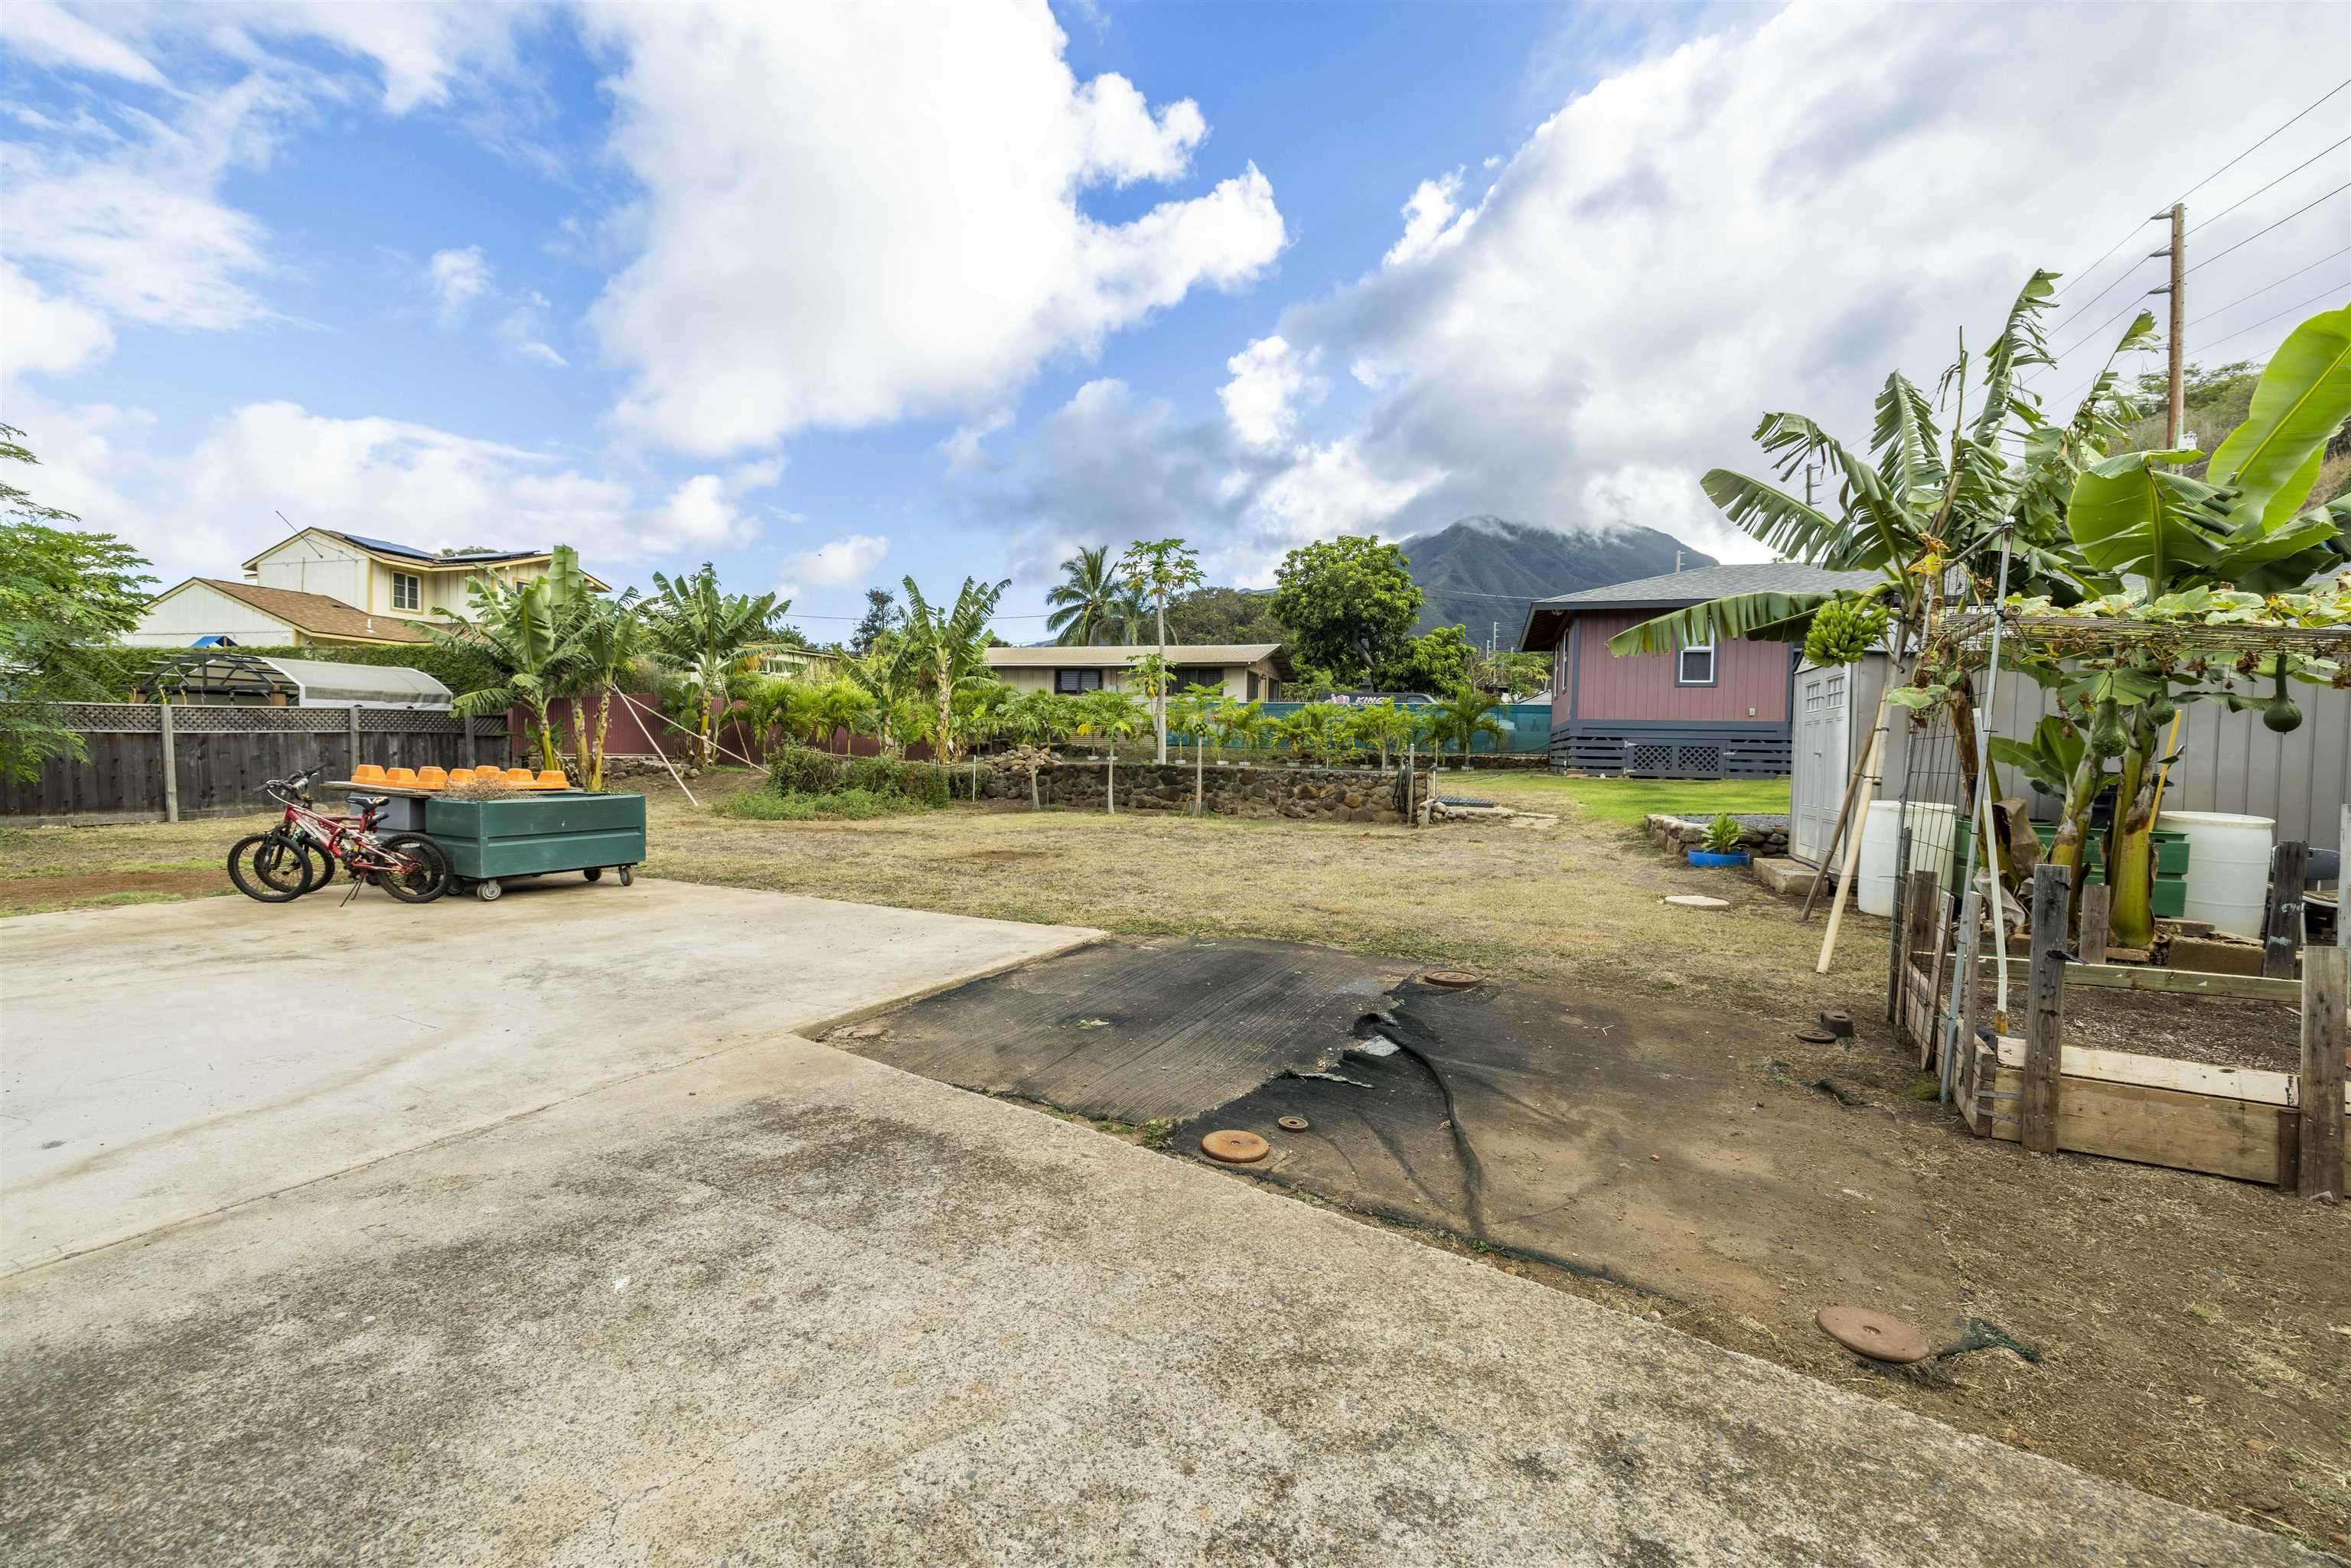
[719,787,931,822]
[767,745,852,796]
[843,755,951,806]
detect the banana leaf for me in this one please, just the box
[1603,585,1883,657]
[2066,449,2229,580]
[2207,304,2351,530]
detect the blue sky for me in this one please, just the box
[4,2,2345,644]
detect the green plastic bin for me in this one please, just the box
[424,792,647,901]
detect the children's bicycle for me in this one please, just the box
[228,769,451,904]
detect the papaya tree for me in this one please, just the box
[1074,686,1147,813]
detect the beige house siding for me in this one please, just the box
[984,647,1283,701]
[126,581,304,647]
[246,531,575,624]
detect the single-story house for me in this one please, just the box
[126,579,435,648]
[983,643,1291,701]
[1518,562,1878,778]
[758,646,844,683]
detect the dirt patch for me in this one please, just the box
[0,869,223,915]
[954,849,1048,865]
[2060,986,2304,1072]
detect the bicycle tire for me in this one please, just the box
[228,834,307,903]
[375,833,452,904]
[268,830,332,895]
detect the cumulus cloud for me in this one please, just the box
[778,533,892,600]
[582,0,1287,454]
[427,246,491,328]
[0,1,168,86]
[970,1,2345,577]
[2,262,116,377]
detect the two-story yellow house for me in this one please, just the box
[129,530,613,648]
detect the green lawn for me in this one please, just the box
[1469,771,1791,828]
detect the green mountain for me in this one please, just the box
[1397,516,1717,641]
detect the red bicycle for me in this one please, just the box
[228,769,451,904]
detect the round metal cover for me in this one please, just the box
[1277,1116,1310,1132]
[1815,1306,1932,1364]
[1202,1130,1270,1163]
[1794,1028,1837,1045]
[1422,970,1483,988]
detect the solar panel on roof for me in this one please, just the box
[340,532,438,560]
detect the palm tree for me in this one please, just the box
[1167,682,1224,816]
[901,574,1009,763]
[642,563,786,765]
[431,545,586,771]
[810,678,872,754]
[1006,689,1073,809]
[1425,686,1505,768]
[1220,698,1267,755]
[1045,546,1127,646]
[1074,686,1146,813]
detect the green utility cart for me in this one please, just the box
[423,792,647,902]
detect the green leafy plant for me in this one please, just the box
[431,545,588,772]
[1270,536,1423,689]
[1073,686,1147,812]
[1116,536,1204,761]
[641,562,787,765]
[901,573,1009,764]
[1423,686,1507,768]
[1700,814,1745,854]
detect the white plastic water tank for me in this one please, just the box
[2156,810,2274,939]
[1855,800,1958,918]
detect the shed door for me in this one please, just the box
[1792,667,1849,865]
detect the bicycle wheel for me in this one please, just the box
[227,834,308,903]
[266,830,331,895]
[375,833,452,904]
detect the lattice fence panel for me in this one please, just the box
[357,709,470,734]
[165,706,347,733]
[48,703,161,733]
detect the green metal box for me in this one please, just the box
[423,793,647,879]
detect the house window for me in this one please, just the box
[1054,668,1104,694]
[1676,639,1717,686]
[1171,665,1224,692]
[390,572,422,611]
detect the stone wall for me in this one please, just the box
[983,761,1427,824]
[1644,812,1791,856]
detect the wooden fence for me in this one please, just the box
[1,704,507,824]
[1889,858,2347,1197]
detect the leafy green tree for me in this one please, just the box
[1164,585,1284,645]
[1270,536,1422,689]
[562,594,650,790]
[643,562,787,765]
[1074,686,1147,812]
[1423,686,1507,768]
[901,573,1009,764]
[1347,699,1417,768]
[950,679,1019,798]
[433,546,588,771]
[849,586,899,655]
[1166,681,1224,815]
[810,677,875,754]
[1045,546,1129,646]
[1218,697,1267,755]
[1377,624,1474,694]
[1117,536,1205,761]
[0,426,154,783]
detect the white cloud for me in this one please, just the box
[227,1,525,114]
[494,291,567,367]
[1218,335,1321,449]
[722,457,785,496]
[427,246,491,328]
[2,262,116,377]
[778,533,892,601]
[0,2,168,86]
[941,409,1013,472]
[582,0,1286,454]
[639,474,759,554]
[1382,170,1470,268]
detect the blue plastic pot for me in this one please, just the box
[1688,848,1749,868]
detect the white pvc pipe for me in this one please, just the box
[614,689,699,807]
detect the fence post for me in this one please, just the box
[2079,882,2109,967]
[2299,944,2346,1201]
[1885,826,1915,1025]
[1908,869,1941,1066]
[2264,841,2307,981]
[348,703,362,778]
[158,701,179,823]
[1943,888,1983,1103]
[2023,862,2070,1155]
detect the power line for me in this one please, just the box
[2187,246,2351,326]
[2048,78,2348,301]
[2186,282,2351,357]
[2189,136,2350,235]
[2186,181,2351,275]
[2048,289,2160,363]
[2048,255,2159,336]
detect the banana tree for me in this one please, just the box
[642,563,786,765]
[432,544,588,772]
[563,592,648,790]
[901,574,1009,764]
[2049,302,2351,946]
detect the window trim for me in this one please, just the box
[1674,638,1718,688]
[1053,667,1104,695]
[390,571,422,611]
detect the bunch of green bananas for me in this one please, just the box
[1803,598,1888,667]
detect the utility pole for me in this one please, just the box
[2160,202,2186,446]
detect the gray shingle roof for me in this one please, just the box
[1532,562,1880,609]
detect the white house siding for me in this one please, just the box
[988,661,1270,699]
[251,535,369,610]
[126,581,302,647]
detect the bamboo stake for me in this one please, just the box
[1815,684,1890,974]
[614,689,699,807]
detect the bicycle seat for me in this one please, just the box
[351,794,389,810]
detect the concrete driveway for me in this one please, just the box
[0,885,2314,1566]
[2,879,1097,1273]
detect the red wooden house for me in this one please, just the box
[1518,563,1877,778]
